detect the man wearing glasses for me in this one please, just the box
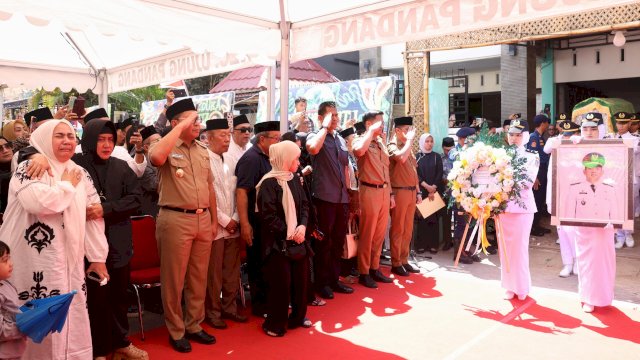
[235,121,281,317]
[225,115,253,177]
[148,98,218,353]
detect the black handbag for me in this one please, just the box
[282,240,307,260]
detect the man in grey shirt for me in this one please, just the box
[306,101,354,299]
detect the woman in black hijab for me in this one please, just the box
[73,119,146,360]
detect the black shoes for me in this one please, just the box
[391,265,409,277]
[221,312,248,323]
[319,285,335,299]
[185,330,216,345]
[403,263,420,273]
[331,282,354,294]
[442,241,453,251]
[359,274,378,288]
[370,269,393,283]
[169,337,192,353]
[540,227,551,234]
[456,252,474,264]
[471,254,481,262]
[486,245,498,255]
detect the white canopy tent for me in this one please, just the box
[0,0,634,130]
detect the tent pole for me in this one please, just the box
[266,65,276,122]
[98,69,108,109]
[0,85,5,123]
[278,0,290,133]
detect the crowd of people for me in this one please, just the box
[0,89,635,359]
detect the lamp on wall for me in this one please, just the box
[613,31,626,47]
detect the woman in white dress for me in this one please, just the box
[497,119,539,301]
[0,119,109,359]
[569,113,616,313]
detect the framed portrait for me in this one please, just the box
[551,139,634,230]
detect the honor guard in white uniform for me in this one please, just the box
[607,112,637,248]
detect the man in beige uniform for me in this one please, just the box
[353,111,393,288]
[148,98,217,353]
[388,116,422,277]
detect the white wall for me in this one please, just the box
[449,70,501,94]
[381,43,502,70]
[555,42,640,83]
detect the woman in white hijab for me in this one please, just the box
[497,119,539,301]
[256,140,312,337]
[0,119,109,359]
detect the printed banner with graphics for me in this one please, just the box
[140,92,235,126]
[257,76,395,128]
[291,0,633,61]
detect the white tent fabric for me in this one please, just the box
[0,0,635,125]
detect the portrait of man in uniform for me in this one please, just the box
[553,139,634,230]
[564,153,618,220]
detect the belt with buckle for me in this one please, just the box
[392,186,416,191]
[360,181,388,189]
[162,206,208,214]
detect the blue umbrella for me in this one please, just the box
[16,290,77,343]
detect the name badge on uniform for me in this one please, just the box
[171,153,185,159]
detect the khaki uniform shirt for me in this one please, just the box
[150,139,213,209]
[388,141,418,188]
[354,136,390,186]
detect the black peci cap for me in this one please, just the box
[166,98,196,120]
[206,118,229,131]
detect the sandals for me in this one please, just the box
[309,298,326,306]
[262,324,285,337]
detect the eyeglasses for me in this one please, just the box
[235,127,253,133]
[0,143,12,151]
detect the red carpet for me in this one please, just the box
[131,266,640,359]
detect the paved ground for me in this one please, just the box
[128,217,640,359]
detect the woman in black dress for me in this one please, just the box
[257,140,312,337]
[416,133,443,253]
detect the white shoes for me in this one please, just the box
[572,262,579,275]
[582,303,594,313]
[559,265,573,278]
[504,291,515,300]
[615,237,625,249]
[625,234,635,248]
[517,294,527,301]
[555,238,560,245]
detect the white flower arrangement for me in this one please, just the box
[447,142,518,218]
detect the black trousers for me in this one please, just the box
[86,262,130,357]
[416,212,440,251]
[263,251,309,334]
[441,207,453,245]
[312,198,349,291]
[453,207,475,252]
[533,162,549,227]
[247,215,268,315]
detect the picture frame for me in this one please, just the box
[551,139,634,230]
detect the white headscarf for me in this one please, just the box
[419,133,433,153]
[29,119,86,266]
[256,141,301,239]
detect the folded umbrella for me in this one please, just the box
[16,290,77,343]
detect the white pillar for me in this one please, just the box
[278,0,290,133]
[266,65,276,122]
[0,85,5,124]
[98,69,108,109]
